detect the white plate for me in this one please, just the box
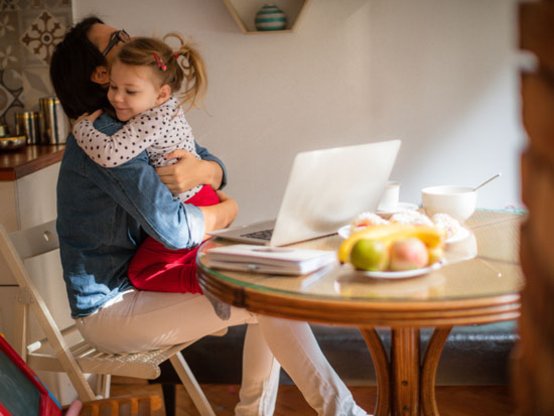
[359,261,444,280]
[445,227,470,244]
[376,202,419,216]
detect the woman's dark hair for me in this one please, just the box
[50,16,111,119]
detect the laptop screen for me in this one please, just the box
[271,140,401,246]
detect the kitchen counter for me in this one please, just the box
[0,145,65,181]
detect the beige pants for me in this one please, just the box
[76,290,368,416]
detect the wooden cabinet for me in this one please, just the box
[0,162,60,232]
[223,0,310,34]
[0,162,65,354]
[0,149,68,346]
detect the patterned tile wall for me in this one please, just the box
[0,0,72,135]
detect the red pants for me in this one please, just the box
[128,185,220,293]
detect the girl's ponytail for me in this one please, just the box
[164,33,207,109]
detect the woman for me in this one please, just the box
[51,16,368,415]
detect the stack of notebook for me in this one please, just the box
[203,244,337,275]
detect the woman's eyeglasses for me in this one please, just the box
[102,29,130,57]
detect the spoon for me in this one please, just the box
[473,173,501,191]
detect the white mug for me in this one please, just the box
[378,181,400,212]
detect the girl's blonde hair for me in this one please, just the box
[116,33,207,108]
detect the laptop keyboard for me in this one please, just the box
[240,228,274,241]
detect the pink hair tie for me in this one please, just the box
[152,53,167,71]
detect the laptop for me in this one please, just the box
[209,139,401,246]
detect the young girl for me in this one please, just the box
[73,34,219,294]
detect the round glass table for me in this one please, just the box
[197,210,523,416]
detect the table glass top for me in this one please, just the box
[197,210,524,303]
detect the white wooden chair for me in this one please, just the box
[0,220,222,416]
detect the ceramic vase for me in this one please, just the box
[255,4,287,31]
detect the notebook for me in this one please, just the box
[203,244,337,275]
[209,140,401,246]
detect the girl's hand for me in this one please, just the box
[75,109,103,125]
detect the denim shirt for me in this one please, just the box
[57,113,227,317]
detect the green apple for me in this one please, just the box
[350,239,389,271]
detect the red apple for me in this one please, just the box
[389,238,429,271]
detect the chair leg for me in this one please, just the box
[95,374,111,398]
[168,352,215,416]
[161,383,176,416]
[67,371,97,402]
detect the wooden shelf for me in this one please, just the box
[223,0,310,34]
[0,145,64,181]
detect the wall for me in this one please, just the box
[0,1,72,133]
[74,0,524,225]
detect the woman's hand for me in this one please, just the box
[199,191,238,235]
[156,150,224,195]
[74,109,103,125]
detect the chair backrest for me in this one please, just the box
[8,220,59,260]
[0,220,63,356]
[0,221,95,399]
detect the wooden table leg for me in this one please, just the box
[391,328,420,416]
[361,327,452,416]
[359,328,391,416]
[420,327,452,416]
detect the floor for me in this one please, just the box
[110,379,515,415]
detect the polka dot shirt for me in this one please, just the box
[73,97,202,202]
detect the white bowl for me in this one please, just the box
[421,185,477,222]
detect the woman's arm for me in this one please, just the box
[194,141,227,189]
[83,113,230,249]
[198,191,238,234]
[82,114,205,249]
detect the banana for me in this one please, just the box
[338,223,444,264]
